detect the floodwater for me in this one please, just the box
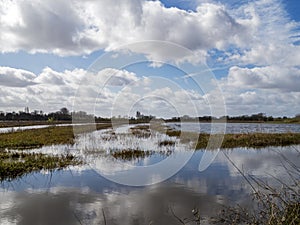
[0,125,299,224]
[168,122,300,133]
[1,122,300,134]
[0,123,107,133]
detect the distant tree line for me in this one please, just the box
[0,109,298,123]
[166,113,298,123]
[0,107,110,122]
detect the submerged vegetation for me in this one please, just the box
[0,150,81,181]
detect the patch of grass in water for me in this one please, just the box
[130,126,151,138]
[111,149,173,161]
[158,140,176,146]
[0,150,82,181]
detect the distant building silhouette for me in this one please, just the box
[136,111,141,119]
[24,106,30,114]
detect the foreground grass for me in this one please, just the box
[166,130,300,149]
[0,123,111,150]
[213,149,300,225]
[174,147,300,225]
[0,150,82,181]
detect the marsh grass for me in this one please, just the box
[111,149,173,161]
[130,125,151,138]
[220,133,300,149]
[0,126,75,149]
[0,150,82,181]
[0,123,111,181]
[166,130,300,149]
[0,123,111,150]
[158,140,176,146]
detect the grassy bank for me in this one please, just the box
[166,130,300,149]
[0,123,111,150]
[0,121,112,128]
[0,121,69,128]
[0,150,82,181]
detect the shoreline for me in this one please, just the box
[0,119,300,129]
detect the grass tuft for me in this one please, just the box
[0,150,82,181]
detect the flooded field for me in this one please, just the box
[0,124,299,224]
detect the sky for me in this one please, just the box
[0,0,299,117]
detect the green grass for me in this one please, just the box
[0,150,82,181]
[0,123,111,150]
[219,133,300,148]
[0,124,112,181]
[4,126,294,151]
[0,126,74,149]
[166,130,300,149]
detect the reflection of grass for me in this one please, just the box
[0,124,111,150]
[0,150,81,181]
[111,149,172,161]
[166,130,300,149]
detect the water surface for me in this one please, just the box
[168,122,300,133]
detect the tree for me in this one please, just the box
[60,107,69,115]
